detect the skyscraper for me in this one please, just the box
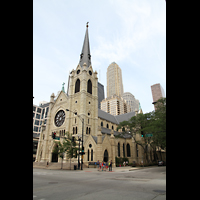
[151,83,165,109]
[107,62,124,98]
[122,92,139,112]
[98,82,105,109]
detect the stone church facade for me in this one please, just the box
[35,24,156,167]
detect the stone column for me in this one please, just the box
[110,130,116,167]
[96,127,102,161]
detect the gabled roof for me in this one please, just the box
[98,109,135,125]
[115,111,136,123]
[91,135,106,144]
[98,109,118,124]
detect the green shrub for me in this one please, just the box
[115,157,129,166]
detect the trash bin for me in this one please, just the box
[74,165,77,170]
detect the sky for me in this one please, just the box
[33,0,166,113]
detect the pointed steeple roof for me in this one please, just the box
[79,22,91,68]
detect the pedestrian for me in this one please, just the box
[123,161,125,167]
[97,160,99,171]
[102,161,104,171]
[109,160,112,171]
[106,161,108,171]
[99,161,101,171]
[103,161,106,171]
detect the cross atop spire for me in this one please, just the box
[79,22,91,68]
[62,82,65,92]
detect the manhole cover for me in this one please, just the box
[48,182,58,184]
[153,190,166,194]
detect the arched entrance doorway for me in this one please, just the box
[104,150,108,162]
[52,144,58,162]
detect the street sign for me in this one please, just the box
[146,133,153,137]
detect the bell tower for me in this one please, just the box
[67,23,98,139]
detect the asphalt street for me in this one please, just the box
[33,166,166,200]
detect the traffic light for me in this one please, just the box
[52,132,56,139]
[141,126,144,137]
[141,130,144,137]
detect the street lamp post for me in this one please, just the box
[78,136,81,169]
[66,109,84,170]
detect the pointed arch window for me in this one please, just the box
[87,79,92,94]
[75,79,80,93]
[88,149,90,161]
[123,143,125,157]
[118,143,120,157]
[91,149,93,161]
[127,143,131,157]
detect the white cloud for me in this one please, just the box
[33,0,166,113]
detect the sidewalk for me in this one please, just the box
[84,166,142,172]
[33,162,157,172]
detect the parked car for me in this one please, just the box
[158,160,165,166]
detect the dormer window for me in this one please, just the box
[80,53,83,59]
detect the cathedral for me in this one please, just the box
[35,23,149,167]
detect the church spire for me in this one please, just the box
[79,22,91,68]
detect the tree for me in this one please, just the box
[117,112,153,163]
[53,132,78,169]
[148,98,166,160]
[116,97,166,163]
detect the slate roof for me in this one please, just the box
[92,136,97,144]
[97,109,135,139]
[92,135,106,144]
[98,109,118,124]
[115,111,136,123]
[98,109,135,125]
[79,25,91,68]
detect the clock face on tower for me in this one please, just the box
[54,110,65,127]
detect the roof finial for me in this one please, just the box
[86,22,89,28]
[139,102,141,110]
[62,82,65,92]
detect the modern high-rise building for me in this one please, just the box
[107,62,124,98]
[151,83,165,109]
[122,92,139,112]
[33,102,49,161]
[98,82,105,109]
[101,94,131,116]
